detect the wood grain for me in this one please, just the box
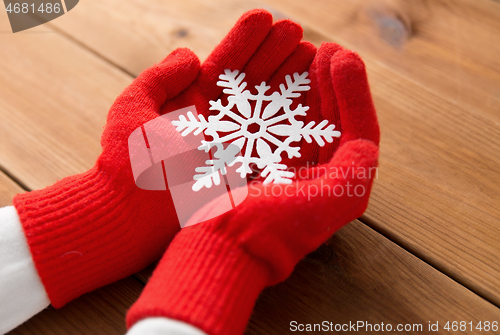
[0,14,131,190]
[7,277,143,335]
[264,0,500,122]
[49,0,260,75]
[246,221,500,334]
[135,221,500,335]
[0,170,23,207]
[45,0,500,305]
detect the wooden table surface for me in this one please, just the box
[2,0,499,334]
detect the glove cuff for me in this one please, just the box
[13,167,166,308]
[126,226,269,335]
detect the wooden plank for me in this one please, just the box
[49,0,500,121]
[0,15,132,190]
[49,0,261,76]
[262,0,500,122]
[0,170,23,207]
[7,277,144,335]
[247,221,500,334]
[45,0,500,306]
[135,221,500,335]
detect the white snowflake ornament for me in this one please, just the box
[172,69,341,192]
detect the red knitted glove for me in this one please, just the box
[12,9,299,308]
[126,43,380,335]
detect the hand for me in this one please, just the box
[13,9,305,308]
[126,32,380,335]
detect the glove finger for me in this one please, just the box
[265,41,317,168]
[255,139,378,250]
[197,9,273,101]
[313,42,344,164]
[114,48,200,123]
[331,49,380,146]
[289,43,344,168]
[269,139,378,224]
[270,139,379,268]
[266,41,316,90]
[240,19,303,90]
[214,19,303,122]
[302,56,322,167]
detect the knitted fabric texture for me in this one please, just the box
[13,9,284,308]
[127,10,380,335]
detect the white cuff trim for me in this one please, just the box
[0,206,50,334]
[127,317,208,335]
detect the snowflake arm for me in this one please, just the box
[217,69,253,118]
[301,120,341,147]
[192,166,222,192]
[280,72,311,98]
[233,137,255,178]
[261,72,311,119]
[192,142,241,191]
[254,138,295,184]
[171,111,209,136]
[263,103,308,126]
[261,162,295,185]
[262,132,301,159]
[208,99,247,125]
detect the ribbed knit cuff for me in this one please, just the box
[126,227,269,335]
[13,167,170,308]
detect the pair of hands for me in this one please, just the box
[106,7,379,280]
[14,9,379,330]
[118,9,380,334]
